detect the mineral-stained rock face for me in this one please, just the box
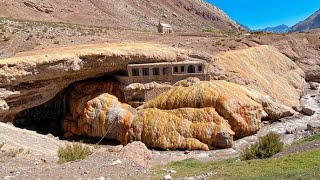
[0,43,210,122]
[210,45,305,108]
[125,108,234,150]
[140,81,263,138]
[63,93,136,142]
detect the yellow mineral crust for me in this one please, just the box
[125,108,235,150]
[63,93,136,142]
[140,81,263,138]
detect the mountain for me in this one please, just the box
[0,0,240,32]
[290,9,320,32]
[256,24,290,34]
[237,23,251,31]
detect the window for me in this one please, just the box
[143,68,149,76]
[181,66,185,72]
[198,65,203,72]
[153,68,160,75]
[188,65,196,73]
[174,66,178,73]
[132,68,139,76]
[163,67,169,75]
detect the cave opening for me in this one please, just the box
[13,72,126,145]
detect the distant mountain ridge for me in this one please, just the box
[256,24,290,34]
[290,9,320,32]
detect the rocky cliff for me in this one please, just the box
[0,0,240,32]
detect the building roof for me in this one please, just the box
[127,61,206,68]
[159,23,172,28]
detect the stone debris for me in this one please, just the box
[302,107,316,116]
[164,174,173,180]
[111,159,122,166]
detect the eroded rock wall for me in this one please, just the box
[0,43,210,121]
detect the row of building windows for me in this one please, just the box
[131,65,203,77]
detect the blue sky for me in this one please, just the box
[207,0,320,30]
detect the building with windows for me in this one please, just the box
[117,61,209,85]
[157,21,173,34]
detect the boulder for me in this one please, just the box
[307,121,320,134]
[121,141,152,167]
[210,45,305,109]
[309,82,319,90]
[302,107,316,116]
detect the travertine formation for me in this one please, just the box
[210,45,305,108]
[140,81,263,138]
[0,43,308,150]
[0,43,210,122]
[127,108,234,150]
[63,93,136,142]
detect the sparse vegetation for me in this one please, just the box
[6,148,24,157]
[229,45,236,49]
[202,28,219,33]
[153,149,320,179]
[58,142,92,164]
[215,41,222,46]
[291,56,299,62]
[293,134,320,145]
[241,132,284,160]
[3,35,11,41]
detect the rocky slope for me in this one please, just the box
[0,0,240,32]
[290,9,320,32]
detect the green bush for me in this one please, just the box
[58,142,92,164]
[241,132,284,160]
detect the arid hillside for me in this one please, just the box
[290,9,320,32]
[0,0,240,32]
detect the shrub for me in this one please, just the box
[241,132,284,160]
[7,148,24,157]
[3,35,10,41]
[58,142,92,164]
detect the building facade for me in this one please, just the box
[157,22,173,34]
[117,61,209,85]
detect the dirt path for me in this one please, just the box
[274,140,320,158]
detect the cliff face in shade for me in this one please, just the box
[0,43,210,122]
[210,45,305,108]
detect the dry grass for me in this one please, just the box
[58,142,92,164]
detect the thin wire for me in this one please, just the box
[96,119,116,145]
